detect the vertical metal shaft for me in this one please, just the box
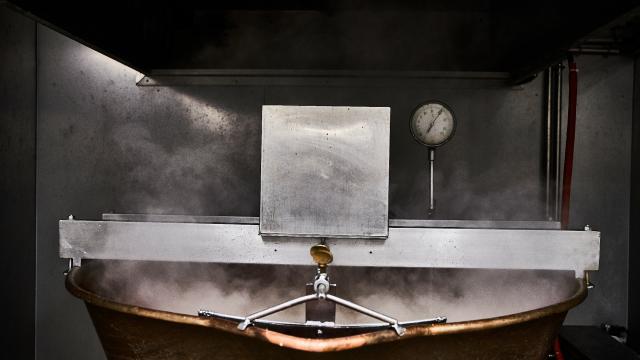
[555,64,564,221]
[545,67,553,220]
[544,64,564,221]
[429,149,435,215]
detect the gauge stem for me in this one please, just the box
[429,148,435,215]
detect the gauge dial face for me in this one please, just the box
[410,101,456,147]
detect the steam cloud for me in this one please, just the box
[95,58,568,335]
[89,260,576,325]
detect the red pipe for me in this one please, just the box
[561,58,578,230]
[553,338,565,360]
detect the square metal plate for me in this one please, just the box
[260,105,390,238]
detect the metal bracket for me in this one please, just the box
[63,259,74,275]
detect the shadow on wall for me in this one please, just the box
[48,42,263,216]
[110,87,261,216]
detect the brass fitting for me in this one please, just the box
[310,243,333,273]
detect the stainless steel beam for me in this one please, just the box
[102,214,561,229]
[60,220,599,275]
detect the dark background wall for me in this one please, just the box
[563,55,633,327]
[0,5,634,359]
[629,55,640,351]
[0,5,36,359]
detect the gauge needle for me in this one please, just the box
[426,108,444,133]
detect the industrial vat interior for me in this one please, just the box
[82,261,577,324]
[73,260,579,339]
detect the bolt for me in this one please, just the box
[585,271,595,289]
[68,214,74,220]
[63,259,73,275]
[584,224,592,231]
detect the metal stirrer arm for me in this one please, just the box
[235,291,406,336]
[237,294,318,331]
[325,294,406,336]
[233,243,408,336]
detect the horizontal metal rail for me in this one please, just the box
[60,220,599,276]
[102,213,561,230]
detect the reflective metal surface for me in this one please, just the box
[59,220,600,275]
[65,262,588,359]
[103,213,562,229]
[260,106,390,238]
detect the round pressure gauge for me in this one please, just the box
[409,101,456,148]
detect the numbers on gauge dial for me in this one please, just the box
[411,103,455,146]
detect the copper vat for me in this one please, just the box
[66,261,587,360]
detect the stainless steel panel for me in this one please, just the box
[260,106,390,238]
[60,220,599,275]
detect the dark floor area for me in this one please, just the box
[561,326,639,360]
